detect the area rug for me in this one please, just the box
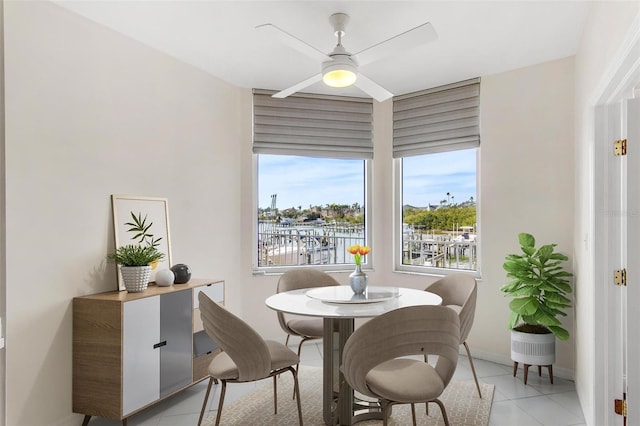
[202,366,494,425]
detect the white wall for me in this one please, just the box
[573,2,640,425]
[479,57,576,369]
[3,2,247,425]
[241,57,577,377]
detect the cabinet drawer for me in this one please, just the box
[193,350,218,382]
[194,329,219,357]
[193,282,224,308]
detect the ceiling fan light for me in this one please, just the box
[323,69,357,87]
[322,57,357,88]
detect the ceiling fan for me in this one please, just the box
[256,13,437,102]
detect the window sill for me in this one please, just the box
[253,265,373,276]
[394,266,481,280]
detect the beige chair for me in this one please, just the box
[341,305,460,426]
[426,273,482,398]
[197,292,303,426]
[276,268,340,363]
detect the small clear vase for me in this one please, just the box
[349,264,368,295]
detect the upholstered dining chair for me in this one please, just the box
[197,292,303,426]
[425,273,482,398]
[276,268,340,364]
[340,305,460,426]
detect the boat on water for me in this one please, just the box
[258,222,363,267]
[263,242,335,266]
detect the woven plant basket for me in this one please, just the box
[120,265,152,293]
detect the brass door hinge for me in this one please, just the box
[614,139,627,156]
[615,397,627,418]
[615,269,627,286]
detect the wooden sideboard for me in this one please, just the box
[73,278,224,425]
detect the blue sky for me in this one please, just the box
[258,150,476,210]
[402,149,476,207]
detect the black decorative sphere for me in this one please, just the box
[170,264,191,284]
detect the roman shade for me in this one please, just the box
[253,89,373,159]
[393,78,480,158]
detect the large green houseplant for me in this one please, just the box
[500,232,573,340]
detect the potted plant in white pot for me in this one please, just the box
[107,244,164,292]
[500,232,573,382]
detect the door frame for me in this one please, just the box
[592,12,640,426]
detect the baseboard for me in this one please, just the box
[463,346,575,381]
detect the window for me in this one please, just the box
[393,78,480,274]
[257,154,368,269]
[252,90,372,271]
[399,149,477,271]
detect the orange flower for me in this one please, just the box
[348,245,370,266]
[347,245,360,255]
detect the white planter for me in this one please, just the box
[510,329,555,365]
[121,265,152,293]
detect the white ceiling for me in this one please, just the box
[53,0,592,99]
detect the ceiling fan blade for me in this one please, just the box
[256,23,332,63]
[354,22,437,67]
[354,73,394,102]
[273,73,323,98]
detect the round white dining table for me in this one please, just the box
[265,285,442,425]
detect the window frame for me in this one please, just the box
[393,150,481,277]
[252,153,373,275]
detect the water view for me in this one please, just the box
[257,220,477,270]
[258,221,364,266]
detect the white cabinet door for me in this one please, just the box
[123,297,160,416]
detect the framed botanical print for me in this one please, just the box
[111,195,172,291]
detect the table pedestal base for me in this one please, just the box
[322,318,385,425]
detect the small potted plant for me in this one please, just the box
[500,233,572,376]
[108,244,164,292]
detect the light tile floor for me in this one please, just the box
[85,340,586,426]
